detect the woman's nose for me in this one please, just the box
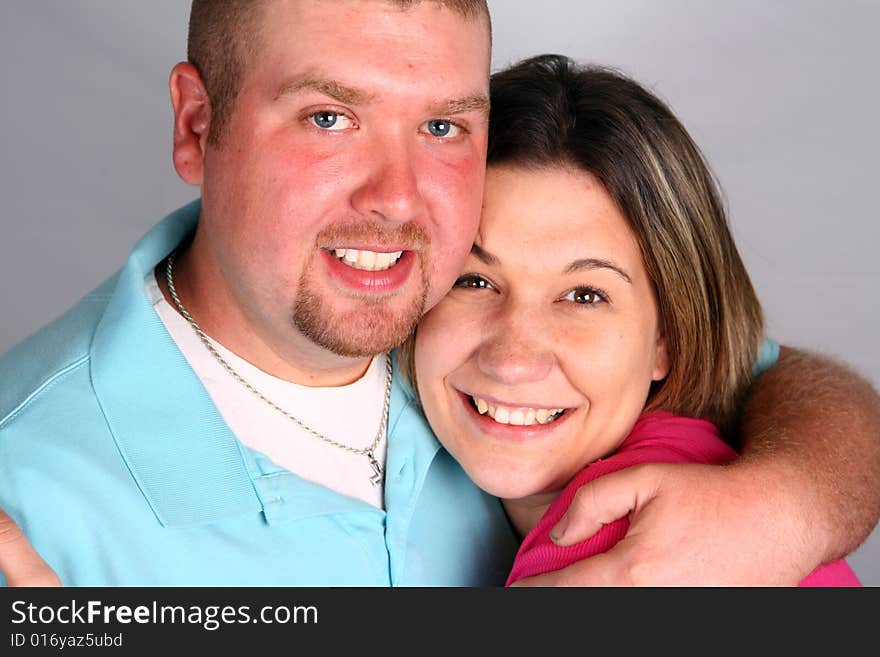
[475,320,555,386]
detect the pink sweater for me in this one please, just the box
[506,410,860,587]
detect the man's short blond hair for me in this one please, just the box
[187,0,491,145]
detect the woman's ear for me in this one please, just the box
[652,330,671,382]
[169,62,211,186]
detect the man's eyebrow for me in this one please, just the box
[433,95,490,117]
[275,77,377,105]
[275,78,488,117]
[564,258,632,283]
[470,243,499,265]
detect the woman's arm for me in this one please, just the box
[512,346,880,585]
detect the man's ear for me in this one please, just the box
[169,62,211,186]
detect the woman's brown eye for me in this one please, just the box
[454,274,493,290]
[564,287,607,305]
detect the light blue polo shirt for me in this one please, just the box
[0,201,519,586]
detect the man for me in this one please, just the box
[1,0,878,586]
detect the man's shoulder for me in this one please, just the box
[0,274,118,427]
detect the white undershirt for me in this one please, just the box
[145,272,388,509]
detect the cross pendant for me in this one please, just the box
[367,452,383,487]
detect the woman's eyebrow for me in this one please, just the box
[564,258,632,284]
[470,243,499,265]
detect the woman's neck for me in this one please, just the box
[502,492,558,540]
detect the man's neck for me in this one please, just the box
[156,245,373,388]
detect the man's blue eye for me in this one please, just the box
[423,120,461,138]
[429,120,451,137]
[314,112,339,129]
[308,112,354,131]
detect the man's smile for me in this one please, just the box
[330,247,405,272]
[320,248,418,294]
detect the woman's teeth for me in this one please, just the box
[471,396,566,426]
[333,248,403,272]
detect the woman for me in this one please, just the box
[404,54,858,586]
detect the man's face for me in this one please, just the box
[198,0,491,363]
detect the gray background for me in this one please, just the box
[1,1,877,583]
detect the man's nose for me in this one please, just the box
[350,137,428,224]
[476,313,555,387]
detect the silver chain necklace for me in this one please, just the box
[165,251,392,486]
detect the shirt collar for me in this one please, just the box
[90,199,263,527]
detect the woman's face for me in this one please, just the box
[415,165,670,504]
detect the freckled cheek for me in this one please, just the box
[425,239,478,309]
[423,176,484,294]
[276,154,353,206]
[416,303,480,387]
[566,329,658,404]
[422,150,485,220]
[252,132,354,198]
[555,328,628,390]
[236,150,356,249]
[414,340,453,431]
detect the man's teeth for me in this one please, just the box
[333,248,403,272]
[472,397,566,426]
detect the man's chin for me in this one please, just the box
[293,296,425,358]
